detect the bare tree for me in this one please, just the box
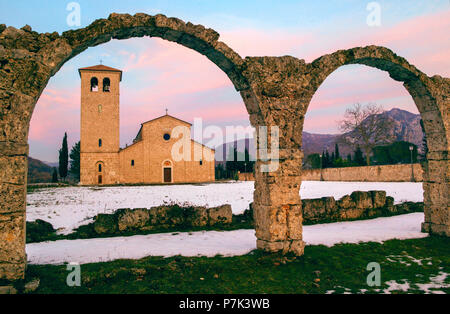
[338,103,394,166]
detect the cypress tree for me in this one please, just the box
[321,150,326,168]
[58,132,69,181]
[51,167,58,183]
[354,146,365,166]
[335,143,340,160]
[69,141,81,181]
[347,154,352,163]
[325,149,330,168]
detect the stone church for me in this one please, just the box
[78,64,215,185]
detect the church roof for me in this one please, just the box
[131,114,192,144]
[141,114,193,127]
[128,114,215,152]
[78,64,123,81]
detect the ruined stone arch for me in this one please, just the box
[301,46,450,236]
[304,46,448,147]
[0,14,448,282]
[239,46,448,258]
[0,13,263,147]
[0,13,263,281]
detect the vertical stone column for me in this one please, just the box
[414,77,450,237]
[253,147,305,255]
[0,142,28,281]
[421,151,450,236]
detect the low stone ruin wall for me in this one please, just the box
[302,163,423,182]
[92,204,233,235]
[301,190,423,224]
[27,192,423,242]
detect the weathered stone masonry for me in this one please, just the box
[0,13,449,281]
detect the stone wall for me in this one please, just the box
[239,164,424,182]
[92,204,233,235]
[302,191,423,223]
[302,163,424,182]
[238,172,255,181]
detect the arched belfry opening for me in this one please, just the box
[103,77,111,92]
[90,77,99,92]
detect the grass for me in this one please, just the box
[21,236,450,294]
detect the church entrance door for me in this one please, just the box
[164,168,172,183]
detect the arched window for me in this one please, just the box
[98,164,102,173]
[99,139,102,147]
[90,77,99,92]
[103,78,111,92]
[131,160,135,167]
[98,104,102,113]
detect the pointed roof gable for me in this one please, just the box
[141,114,192,127]
[78,64,123,81]
[131,114,192,143]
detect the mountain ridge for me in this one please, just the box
[215,108,424,161]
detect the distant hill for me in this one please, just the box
[215,108,424,161]
[28,157,54,183]
[43,161,59,168]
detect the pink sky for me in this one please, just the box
[29,9,449,161]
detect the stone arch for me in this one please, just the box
[304,46,448,146]
[301,46,449,236]
[240,47,448,258]
[0,13,264,281]
[0,13,262,148]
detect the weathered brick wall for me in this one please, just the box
[302,163,424,182]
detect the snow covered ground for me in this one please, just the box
[27,181,423,234]
[27,213,427,265]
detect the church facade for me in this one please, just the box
[79,64,215,185]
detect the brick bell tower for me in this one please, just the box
[78,64,122,185]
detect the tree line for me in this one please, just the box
[304,103,426,170]
[215,147,255,180]
[304,141,419,170]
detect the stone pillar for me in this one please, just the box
[421,151,450,236]
[253,148,305,255]
[0,142,28,281]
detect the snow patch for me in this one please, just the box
[27,213,427,265]
[27,181,423,234]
